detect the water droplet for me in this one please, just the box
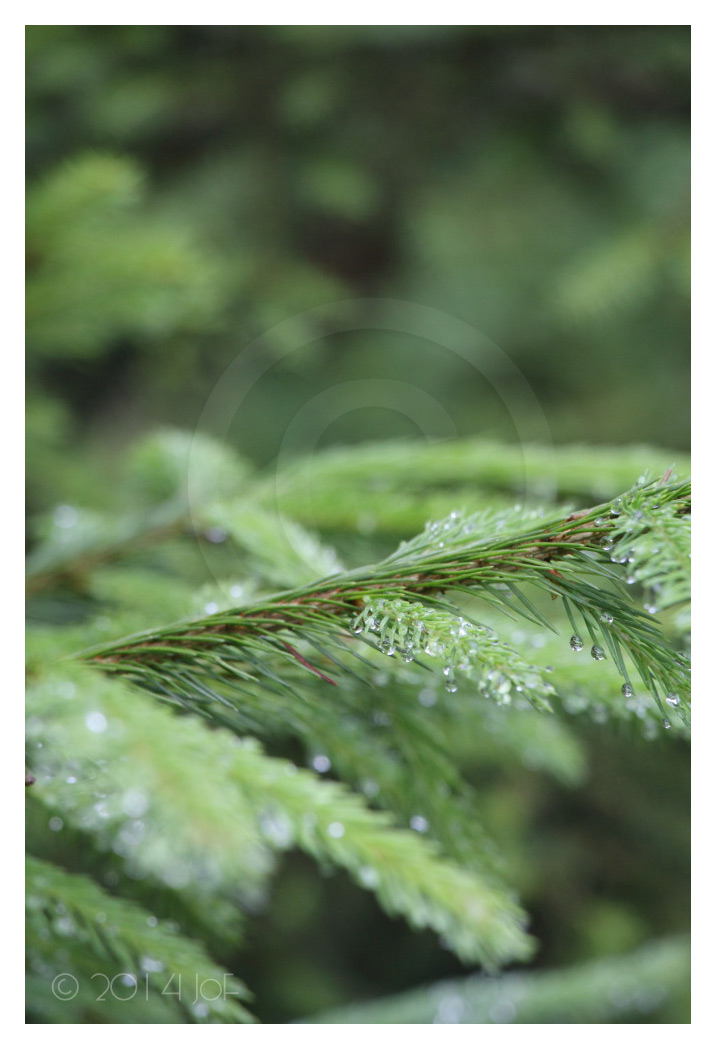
[410,815,430,833]
[591,644,606,661]
[644,603,658,615]
[85,711,108,734]
[569,635,584,652]
[350,616,364,634]
[204,602,219,615]
[327,821,345,838]
[661,719,672,730]
[311,754,331,774]
[626,575,636,585]
[54,505,78,529]
[357,865,380,889]
[259,811,293,848]
[53,915,76,936]
[443,666,458,693]
[621,683,633,698]
[205,526,228,544]
[48,817,63,832]
[601,613,614,624]
[665,693,680,707]
[433,993,465,1023]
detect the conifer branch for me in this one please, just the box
[26,666,531,968]
[26,666,270,931]
[25,501,189,597]
[26,856,255,1024]
[224,738,533,967]
[26,433,689,594]
[259,437,691,532]
[298,935,690,1024]
[81,478,690,717]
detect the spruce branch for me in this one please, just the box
[26,432,689,595]
[81,478,690,717]
[25,429,248,596]
[223,737,534,968]
[259,437,691,532]
[299,935,690,1024]
[26,666,271,922]
[26,856,255,1024]
[203,503,345,588]
[27,666,531,968]
[26,793,248,955]
[25,500,189,597]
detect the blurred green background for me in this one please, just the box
[26,25,690,1022]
